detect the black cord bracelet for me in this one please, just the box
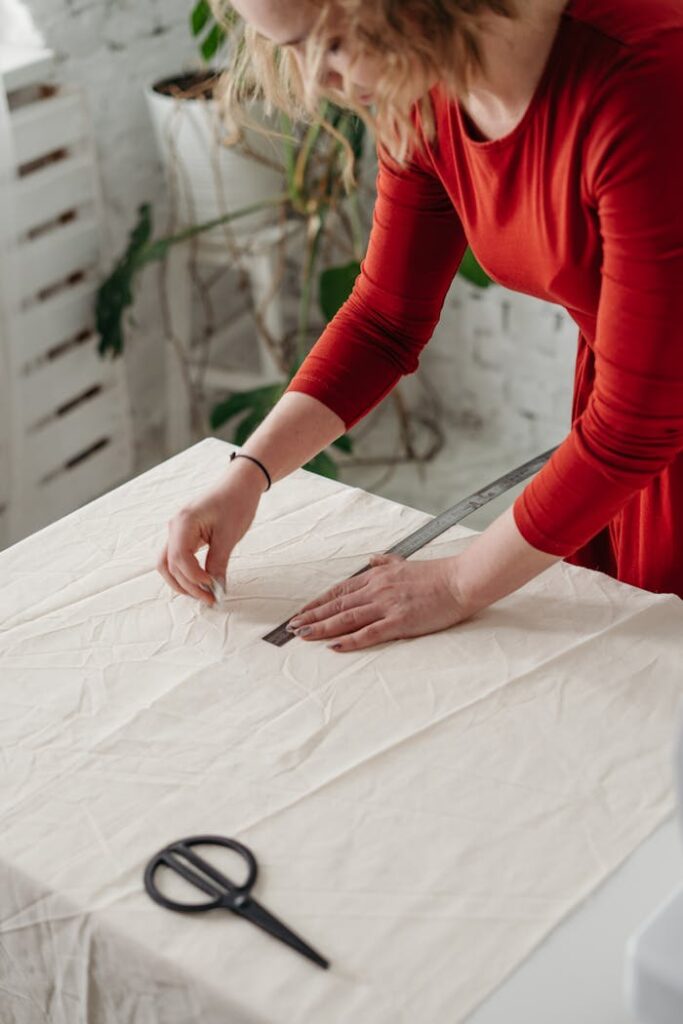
[229,451,272,491]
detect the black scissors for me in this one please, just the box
[144,834,330,970]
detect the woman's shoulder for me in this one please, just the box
[565,0,683,137]
[574,1,683,200]
[567,0,683,50]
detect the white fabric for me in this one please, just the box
[0,437,681,1023]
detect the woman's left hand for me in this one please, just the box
[286,553,474,652]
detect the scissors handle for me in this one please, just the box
[144,834,257,913]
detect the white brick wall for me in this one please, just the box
[421,276,578,454]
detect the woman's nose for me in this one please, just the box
[324,69,344,91]
[326,49,351,78]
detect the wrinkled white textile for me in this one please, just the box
[0,437,682,1023]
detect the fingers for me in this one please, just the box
[175,565,215,605]
[327,620,392,652]
[297,570,370,615]
[156,545,186,598]
[288,554,402,641]
[288,554,409,651]
[290,584,372,628]
[157,541,215,605]
[159,481,254,605]
[289,601,378,641]
[207,576,226,602]
[292,552,402,623]
[368,552,403,566]
[205,543,231,592]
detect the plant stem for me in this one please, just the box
[279,113,301,208]
[140,192,291,264]
[297,207,328,362]
[294,119,323,208]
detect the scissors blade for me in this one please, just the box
[235,894,330,970]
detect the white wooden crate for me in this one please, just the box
[15,217,101,304]
[9,275,101,368]
[15,150,95,235]
[0,59,134,549]
[11,87,86,166]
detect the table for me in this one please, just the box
[1,437,682,1023]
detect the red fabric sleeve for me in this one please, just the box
[514,41,683,556]
[285,134,468,429]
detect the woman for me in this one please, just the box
[158,0,683,651]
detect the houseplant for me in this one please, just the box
[96,3,490,479]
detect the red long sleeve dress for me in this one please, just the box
[285,0,683,600]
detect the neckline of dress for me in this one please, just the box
[455,0,575,152]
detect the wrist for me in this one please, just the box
[230,450,271,490]
[221,454,269,496]
[447,505,561,616]
[442,554,488,621]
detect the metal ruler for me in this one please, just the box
[263,445,558,646]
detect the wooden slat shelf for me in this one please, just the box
[0,50,133,548]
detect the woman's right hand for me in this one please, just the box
[156,393,347,604]
[157,468,264,605]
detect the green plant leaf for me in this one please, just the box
[96,203,153,357]
[319,260,361,322]
[190,0,211,36]
[458,247,492,288]
[304,450,338,479]
[324,102,344,131]
[142,192,290,266]
[233,408,267,447]
[331,434,353,454]
[201,24,226,61]
[348,114,366,164]
[210,383,284,430]
[96,194,289,360]
[325,104,365,165]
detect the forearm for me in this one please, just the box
[452,504,562,617]
[223,392,345,492]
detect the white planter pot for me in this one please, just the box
[144,71,285,243]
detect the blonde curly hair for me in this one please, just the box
[212,0,518,190]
